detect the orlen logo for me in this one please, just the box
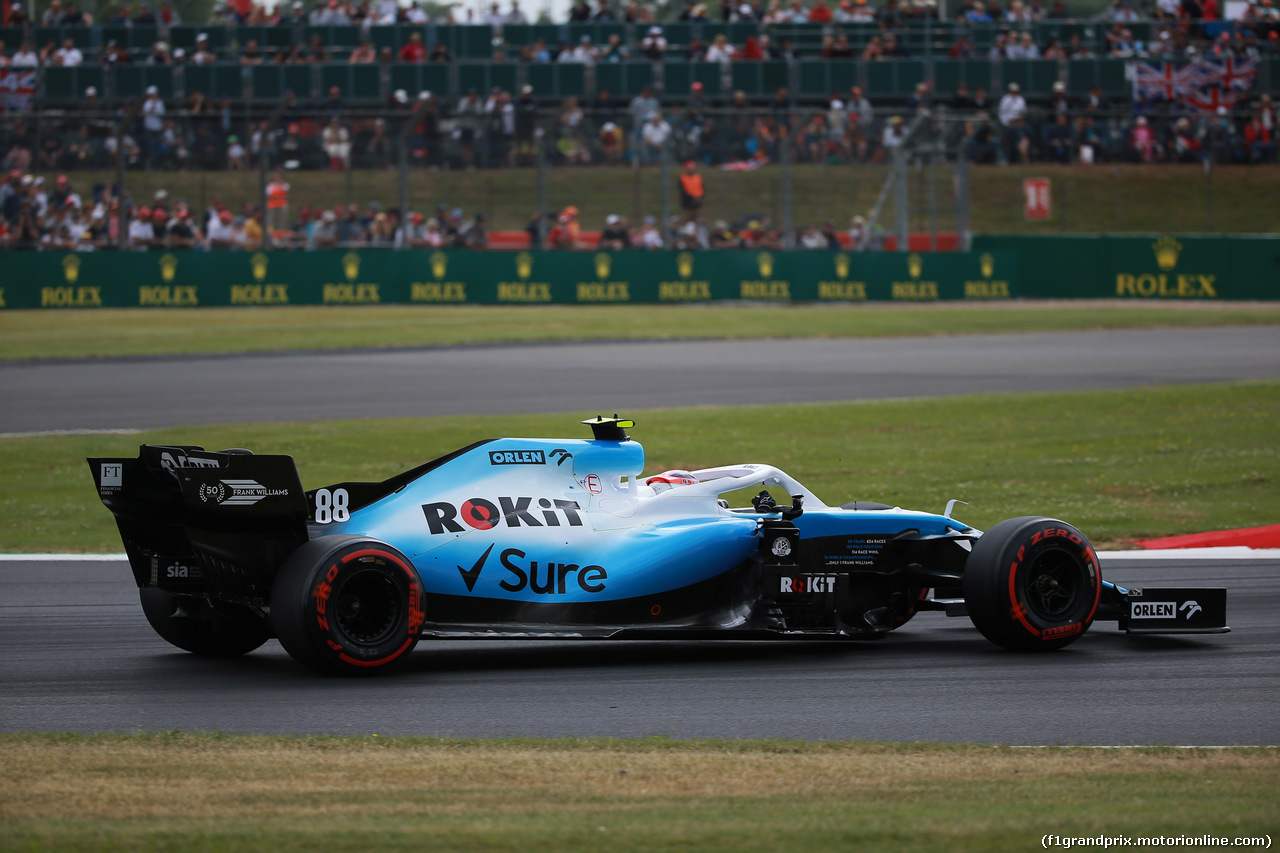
[422,497,584,534]
[1131,602,1176,619]
[488,449,546,466]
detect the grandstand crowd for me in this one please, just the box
[1,0,1275,249]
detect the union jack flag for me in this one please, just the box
[1131,57,1258,112]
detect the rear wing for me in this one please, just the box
[88,445,309,598]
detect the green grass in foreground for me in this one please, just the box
[4,302,1280,361]
[1,733,1275,853]
[5,381,1276,552]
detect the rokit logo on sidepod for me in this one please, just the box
[422,497,584,534]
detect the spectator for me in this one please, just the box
[192,33,216,64]
[310,209,339,248]
[142,87,166,165]
[641,111,672,163]
[349,38,376,63]
[227,134,248,169]
[55,38,83,67]
[322,119,350,170]
[678,160,705,216]
[400,32,427,62]
[1130,115,1156,162]
[462,213,488,249]
[128,207,156,250]
[1005,116,1032,163]
[240,40,265,64]
[599,214,630,249]
[642,26,668,59]
[1042,113,1074,163]
[12,41,39,67]
[847,215,867,250]
[637,215,663,249]
[998,83,1027,127]
[168,207,202,249]
[882,115,906,149]
[266,170,290,233]
[706,33,736,63]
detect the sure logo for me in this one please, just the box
[498,548,607,595]
[422,497,584,534]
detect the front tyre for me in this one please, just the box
[139,589,271,657]
[962,517,1102,652]
[271,536,424,675]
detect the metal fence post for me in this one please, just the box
[115,99,143,251]
[894,143,908,253]
[782,108,793,250]
[535,117,547,249]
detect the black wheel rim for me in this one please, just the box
[333,566,401,646]
[1023,546,1085,621]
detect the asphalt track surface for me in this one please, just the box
[4,325,1280,432]
[1,553,1276,744]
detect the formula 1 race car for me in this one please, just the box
[89,417,1229,674]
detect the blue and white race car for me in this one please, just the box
[90,417,1228,674]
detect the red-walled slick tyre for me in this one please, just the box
[962,517,1102,652]
[271,536,425,675]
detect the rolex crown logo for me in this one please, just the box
[980,253,995,279]
[61,254,81,284]
[516,252,534,280]
[907,253,923,279]
[1153,237,1181,272]
[430,251,448,280]
[159,253,179,284]
[250,252,269,282]
[834,253,850,280]
[676,251,694,279]
[342,252,361,282]
[594,253,612,281]
[757,252,774,279]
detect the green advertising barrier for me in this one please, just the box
[970,235,1280,301]
[0,249,1020,310]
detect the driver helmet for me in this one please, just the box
[645,470,699,493]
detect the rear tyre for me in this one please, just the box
[271,536,424,675]
[962,516,1102,652]
[139,589,270,657]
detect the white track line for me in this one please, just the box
[0,428,142,439]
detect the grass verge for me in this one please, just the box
[5,381,1276,552]
[41,163,1280,235]
[3,301,1280,361]
[0,733,1275,853]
